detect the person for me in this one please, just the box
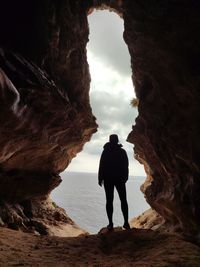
[98,134,130,231]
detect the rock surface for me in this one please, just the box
[1,227,200,266]
[0,1,96,232]
[123,1,200,238]
[0,197,86,236]
[130,208,165,231]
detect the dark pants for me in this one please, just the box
[104,181,129,225]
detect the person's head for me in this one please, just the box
[109,134,119,144]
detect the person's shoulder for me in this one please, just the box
[120,147,127,154]
[103,142,110,149]
[117,144,123,149]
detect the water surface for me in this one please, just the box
[52,171,149,233]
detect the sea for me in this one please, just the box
[51,172,150,234]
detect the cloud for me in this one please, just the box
[87,51,138,137]
[87,10,131,77]
[90,90,138,129]
[67,11,145,177]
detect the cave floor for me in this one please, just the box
[0,227,200,267]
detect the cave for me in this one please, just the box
[0,0,200,243]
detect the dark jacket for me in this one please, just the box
[98,142,129,184]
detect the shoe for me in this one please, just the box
[107,223,114,231]
[123,222,130,230]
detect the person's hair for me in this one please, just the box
[109,134,119,143]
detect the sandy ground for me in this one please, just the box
[0,227,200,267]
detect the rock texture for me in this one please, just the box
[130,209,164,231]
[123,1,200,238]
[0,1,96,232]
[1,227,200,266]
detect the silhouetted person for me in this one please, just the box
[98,134,130,230]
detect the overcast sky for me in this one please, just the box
[67,10,145,176]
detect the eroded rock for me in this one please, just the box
[124,1,200,237]
[0,1,96,233]
[130,209,165,231]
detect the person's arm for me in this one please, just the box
[98,151,105,186]
[123,150,129,182]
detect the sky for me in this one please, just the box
[67,10,145,176]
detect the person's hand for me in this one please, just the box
[99,181,102,187]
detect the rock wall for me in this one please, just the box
[123,1,200,237]
[0,0,96,233]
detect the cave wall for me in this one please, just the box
[123,1,200,235]
[0,0,97,231]
[0,0,97,202]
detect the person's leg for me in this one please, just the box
[115,182,130,229]
[104,182,114,228]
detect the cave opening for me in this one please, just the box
[0,1,200,256]
[52,10,149,234]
